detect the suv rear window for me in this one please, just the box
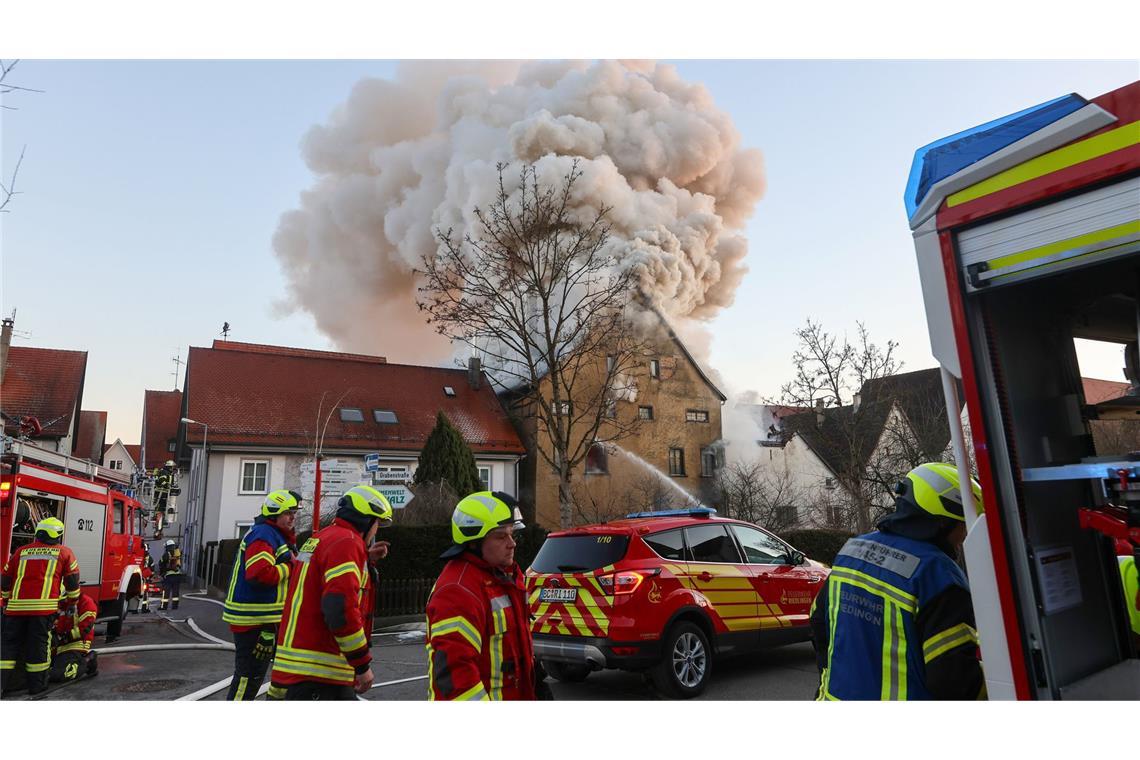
[529,534,631,573]
[644,528,685,560]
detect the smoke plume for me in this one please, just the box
[273,60,765,360]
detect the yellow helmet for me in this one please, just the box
[903,462,983,522]
[262,489,302,518]
[36,517,65,540]
[337,484,393,527]
[450,491,525,545]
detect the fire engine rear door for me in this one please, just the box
[64,496,106,586]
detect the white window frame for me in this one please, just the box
[239,459,271,495]
[650,359,660,378]
[477,466,492,490]
[235,520,254,539]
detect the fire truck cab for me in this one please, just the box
[2,436,148,638]
[907,80,1140,699]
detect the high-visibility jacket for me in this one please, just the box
[54,593,98,655]
[160,548,183,577]
[425,551,535,701]
[1120,554,1139,637]
[1,541,82,615]
[811,530,984,700]
[271,519,372,687]
[223,518,296,629]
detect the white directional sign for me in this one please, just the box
[299,461,364,499]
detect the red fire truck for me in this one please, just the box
[1,436,149,638]
[907,80,1139,699]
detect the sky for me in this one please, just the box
[3,59,1137,444]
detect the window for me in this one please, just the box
[684,524,741,563]
[668,447,685,477]
[235,521,254,539]
[339,407,364,423]
[109,460,123,470]
[585,443,608,475]
[529,535,631,573]
[444,386,456,397]
[477,466,492,490]
[373,410,399,424]
[776,504,798,528]
[686,409,709,423]
[730,525,790,565]
[644,528,685,560]
[606,354,616,373]
[650,359,660,379]
[553,400,571,416]
[168,441,177,452]
[603,398,617,419]
[638,406,654,421]
[240,460,269,494]
[824,477,837,490]
[112,499,125,534]
[700,448,717,478]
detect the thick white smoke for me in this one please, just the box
[273,60,765,361]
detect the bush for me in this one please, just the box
[781,528,854,566]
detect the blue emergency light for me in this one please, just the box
[624,507,717,519]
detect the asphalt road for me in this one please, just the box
[19,588,819,701]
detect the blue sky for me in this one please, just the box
[2,59,1138,443]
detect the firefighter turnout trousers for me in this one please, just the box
[1,614,55,694]
[160,576,181,610]
[226,625,277,700]
[49,650,97,684]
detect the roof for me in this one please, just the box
[779,368,959,478]
[74,410,108,462]
[143,389,183,469]
[653,308,727,402]
[181,341,524,455]
[1082,377,1130,404]
[0,346,87,439]
[104,440,141,466]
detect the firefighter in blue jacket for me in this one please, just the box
[810,462,987,700]
[222,489,301,700]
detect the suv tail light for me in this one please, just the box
[598,568,658,595]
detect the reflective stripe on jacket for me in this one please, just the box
[271,519,372,687]
[425,552,535,701]
[1120,555,1139,636]
[817,531,974,701]
[1,542,81,615]
[223,519,295,627]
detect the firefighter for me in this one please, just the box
[138,550,155,614]
[1116,540,1139,649]
[425,491,540,701]
[1,517,82,696]
[50,591,99,684]
[222,489,301,701]
[154,461,174,512]
[271,484,393,700]
[159,539,184,611]
[810,462,986,700]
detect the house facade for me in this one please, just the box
[102,438,141,473]
[175,341,525,574]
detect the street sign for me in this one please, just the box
[376,485,412,509]
[364,453,380,473]
[300,459,346,476]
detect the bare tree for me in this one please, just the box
[398,481,460,526]
[573,470,694,525]
[0,60,40,214]
[777,319,902,532]
[714,461,804,532]
[418,162,648,528]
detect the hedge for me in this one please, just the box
[297,524,550,580]
[781,529,854,566]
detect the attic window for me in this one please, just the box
[339,407,364,423]
[444,386,456,397]
[374,410,399,424]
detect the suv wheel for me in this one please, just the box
[652,621,712,699]
[543,661,591,683]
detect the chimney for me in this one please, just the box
[815,398,825,428]
[0,316,13,384]
[468,356,482,390]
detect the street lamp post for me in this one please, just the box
[181,417,208,591]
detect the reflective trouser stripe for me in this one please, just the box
[27,632,51,673]
[267,683,286,700]
[233,676,249,700]
[922,623,978,664]
[0,660,15,670]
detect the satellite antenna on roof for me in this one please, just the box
[221,322,231,341]
[171,350,185,391]
[3,309,32,341]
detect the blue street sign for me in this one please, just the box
[364,453,380,473]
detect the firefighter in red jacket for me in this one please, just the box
[50,591,99,684]
[271,484,393,700]
[1,517,83,695]
[426,491,540,701]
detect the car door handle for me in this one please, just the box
[697,571,713,582]
[807,574,823,583]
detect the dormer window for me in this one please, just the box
[339,407,364,422]
[444,386,456,397]
[374,410,399,424]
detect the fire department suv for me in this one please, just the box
[526,508,829,698]
[2,437,148,638]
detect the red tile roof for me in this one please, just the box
[0,346,87,439]
[143,389,183,469]
[183,342,524,455]
[103,441,142,467]
[1082,377,1130,404]
[74,410,108,462]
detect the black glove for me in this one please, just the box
[252,629,276,661]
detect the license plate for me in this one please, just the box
[540,587,577,602]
